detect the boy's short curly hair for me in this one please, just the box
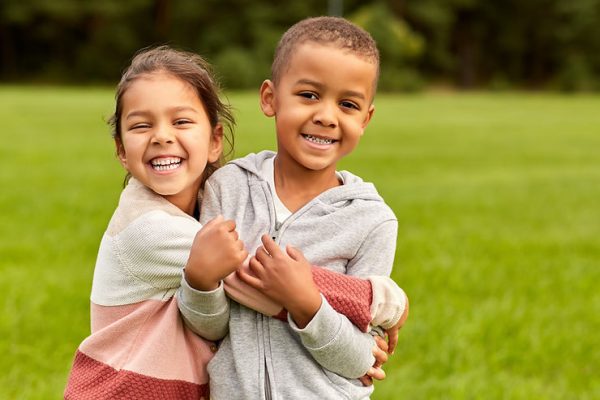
[271,16,380,86]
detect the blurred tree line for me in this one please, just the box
[1,0,599,91]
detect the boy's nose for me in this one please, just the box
[313,104,337,128]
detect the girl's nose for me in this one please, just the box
[151,125,175,144]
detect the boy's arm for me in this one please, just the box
[240,220,398,378]
[293,219,399,378]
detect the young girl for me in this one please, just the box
[65,45,407,400]
[64,46,246,399]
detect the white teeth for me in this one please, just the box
[150,157,182,171]
[303,134,334,145]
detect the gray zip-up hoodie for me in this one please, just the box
[178,151,398,400]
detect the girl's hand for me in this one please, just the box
[184,215,248,291]
[358,335,389,386]
[237,234,321,328]
[384,294,409,355]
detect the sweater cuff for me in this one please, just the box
[179,271,228,315]
[368,275,407,329]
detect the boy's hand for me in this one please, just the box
[384,294,409,354]
[184,215,248,291]
[238,234,321,328]
[359,335,388,386]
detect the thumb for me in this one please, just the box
[203,215,224,229]
[286,245,306,262]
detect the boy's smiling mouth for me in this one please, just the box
[301,134,336,145]
[150,156,182,171]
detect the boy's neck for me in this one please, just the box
[273,155,341,213]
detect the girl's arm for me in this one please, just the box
[177,216,247,341]
[225,263,408,334]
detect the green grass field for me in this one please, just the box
[1,86,598,399]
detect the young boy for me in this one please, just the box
[179,17,402,399]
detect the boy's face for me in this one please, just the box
[260,42,376,174]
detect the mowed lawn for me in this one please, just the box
[0,86,598,399]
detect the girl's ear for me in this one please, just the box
[115,138,128,170]
[259,80,276,117]
[208,124,224,163]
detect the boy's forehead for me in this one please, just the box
[282,42,378,94]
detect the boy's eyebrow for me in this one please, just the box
[295,79,366,100]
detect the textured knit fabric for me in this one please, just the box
[64,179,222,399]
[179,151,399,400]
[369,276,408,329]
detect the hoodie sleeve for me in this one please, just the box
[176,179,231,340]
[289,219,399,378]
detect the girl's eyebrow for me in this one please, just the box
[125,106,200,120]
[295,79,366,100]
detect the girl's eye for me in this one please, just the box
[340,101,359,110]
[299,92,318,100]
[130,123,150,130]
[174,119,192,126]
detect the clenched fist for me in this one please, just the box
[184,215,248,291]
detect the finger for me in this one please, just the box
[237,267,263,290]
[201,215,224,229]
[399,295,410,327]
[261,234,283,258]
[221,219,236,232]
[254,246,271,264]
[367,367,386,381]
[238,248,249,264]
[372,343,388,366]
[285,245,306,262]
[358,375,373,386]
[248,255,266,277]
[374,335,389,354]
[387,328,399,355]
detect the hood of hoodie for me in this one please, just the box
[229,150,386,206]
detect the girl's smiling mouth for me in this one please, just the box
[149,156,182,171]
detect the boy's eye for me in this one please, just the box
[298,92,318,100]
[340,101,359,110]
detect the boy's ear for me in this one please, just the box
[259,79,276,117]
[208,124,224,163]
[115,138,128,170]
[361,104,375,130]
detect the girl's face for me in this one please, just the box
[116,71,222,214]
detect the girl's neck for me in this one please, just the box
[273,155,340,213]
[163,185,200,217]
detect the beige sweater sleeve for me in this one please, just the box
[368,276,408,329]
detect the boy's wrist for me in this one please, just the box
[286,291,322,329]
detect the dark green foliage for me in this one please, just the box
[0,0,599,90]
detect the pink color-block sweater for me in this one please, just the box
[64,179,220,399]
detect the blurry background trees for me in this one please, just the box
[1,0,599,91]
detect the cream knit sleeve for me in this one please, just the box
[368,275,408,329]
